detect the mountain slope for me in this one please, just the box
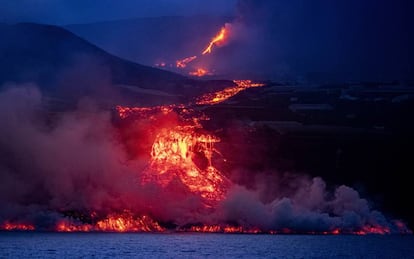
[66,16,232,66]
[0,23,228,106]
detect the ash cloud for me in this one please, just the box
[218,0,414,81]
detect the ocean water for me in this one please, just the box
[0,233,413,258]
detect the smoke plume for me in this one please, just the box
[217,0,414,81]
[0,84,410,233]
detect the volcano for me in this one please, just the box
[0,22,232,107]
[0,21,413,235]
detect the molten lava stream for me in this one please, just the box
[202,26,228,55]
[144,124,229,203]
[116,101,230,205]
[189,68,210,77]
[55,214,165,232]
[196,80,264,105]
[2,78,407,235]
[0,222,35,231]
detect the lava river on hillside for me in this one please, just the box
[0,80,411,234]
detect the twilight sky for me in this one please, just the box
[0,0,237,25]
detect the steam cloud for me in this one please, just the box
[0,84,410,233]
[222,177,397,232]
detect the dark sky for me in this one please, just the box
[1,0,412,81]
[0,0,237,25]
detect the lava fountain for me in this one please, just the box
[202,25,230,55]
[168,23,232,77]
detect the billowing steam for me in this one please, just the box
[221,177,400,233]
[0,84,410,234]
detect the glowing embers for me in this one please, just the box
[354,225,391,235]
[179,225,261,234]
[176,56,197,68]
[145,125,228,202]
[189,68,211,77]
[56,214,165,232]
[196,80,265,105]
[116,105,175,119]
[0,221,35,231]
[116,101,230,203]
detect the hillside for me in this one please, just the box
[66,16,232,66]
[0,23,231,106]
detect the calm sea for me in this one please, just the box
[0,233,413,258]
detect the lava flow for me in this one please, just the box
[189,68,210,77]
[176,56,197,68]
[202,26,229,55]
[164,24,231,77]
[0,222,35,231]
[56,214,164,232]
[143,124,228,202]
[1,79,412,235]
[197,80,264,105]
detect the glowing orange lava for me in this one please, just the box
[56,214,165,232]
[159,24,230,77]
[117,91,231,203]
[202,26,228,55]
[2,77,410,235]
[189,68,210,77]
[176,56,197,68]
[196,80,265,105]
[0,222,35,231]
[144,124,228,202]
[116,105,174,119]
[115,82,265,206]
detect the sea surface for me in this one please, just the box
[0,232,413,258]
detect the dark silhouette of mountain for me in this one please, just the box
[0,22,232,106]
[66,16,232,66]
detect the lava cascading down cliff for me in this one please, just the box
[0,81,411,234]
